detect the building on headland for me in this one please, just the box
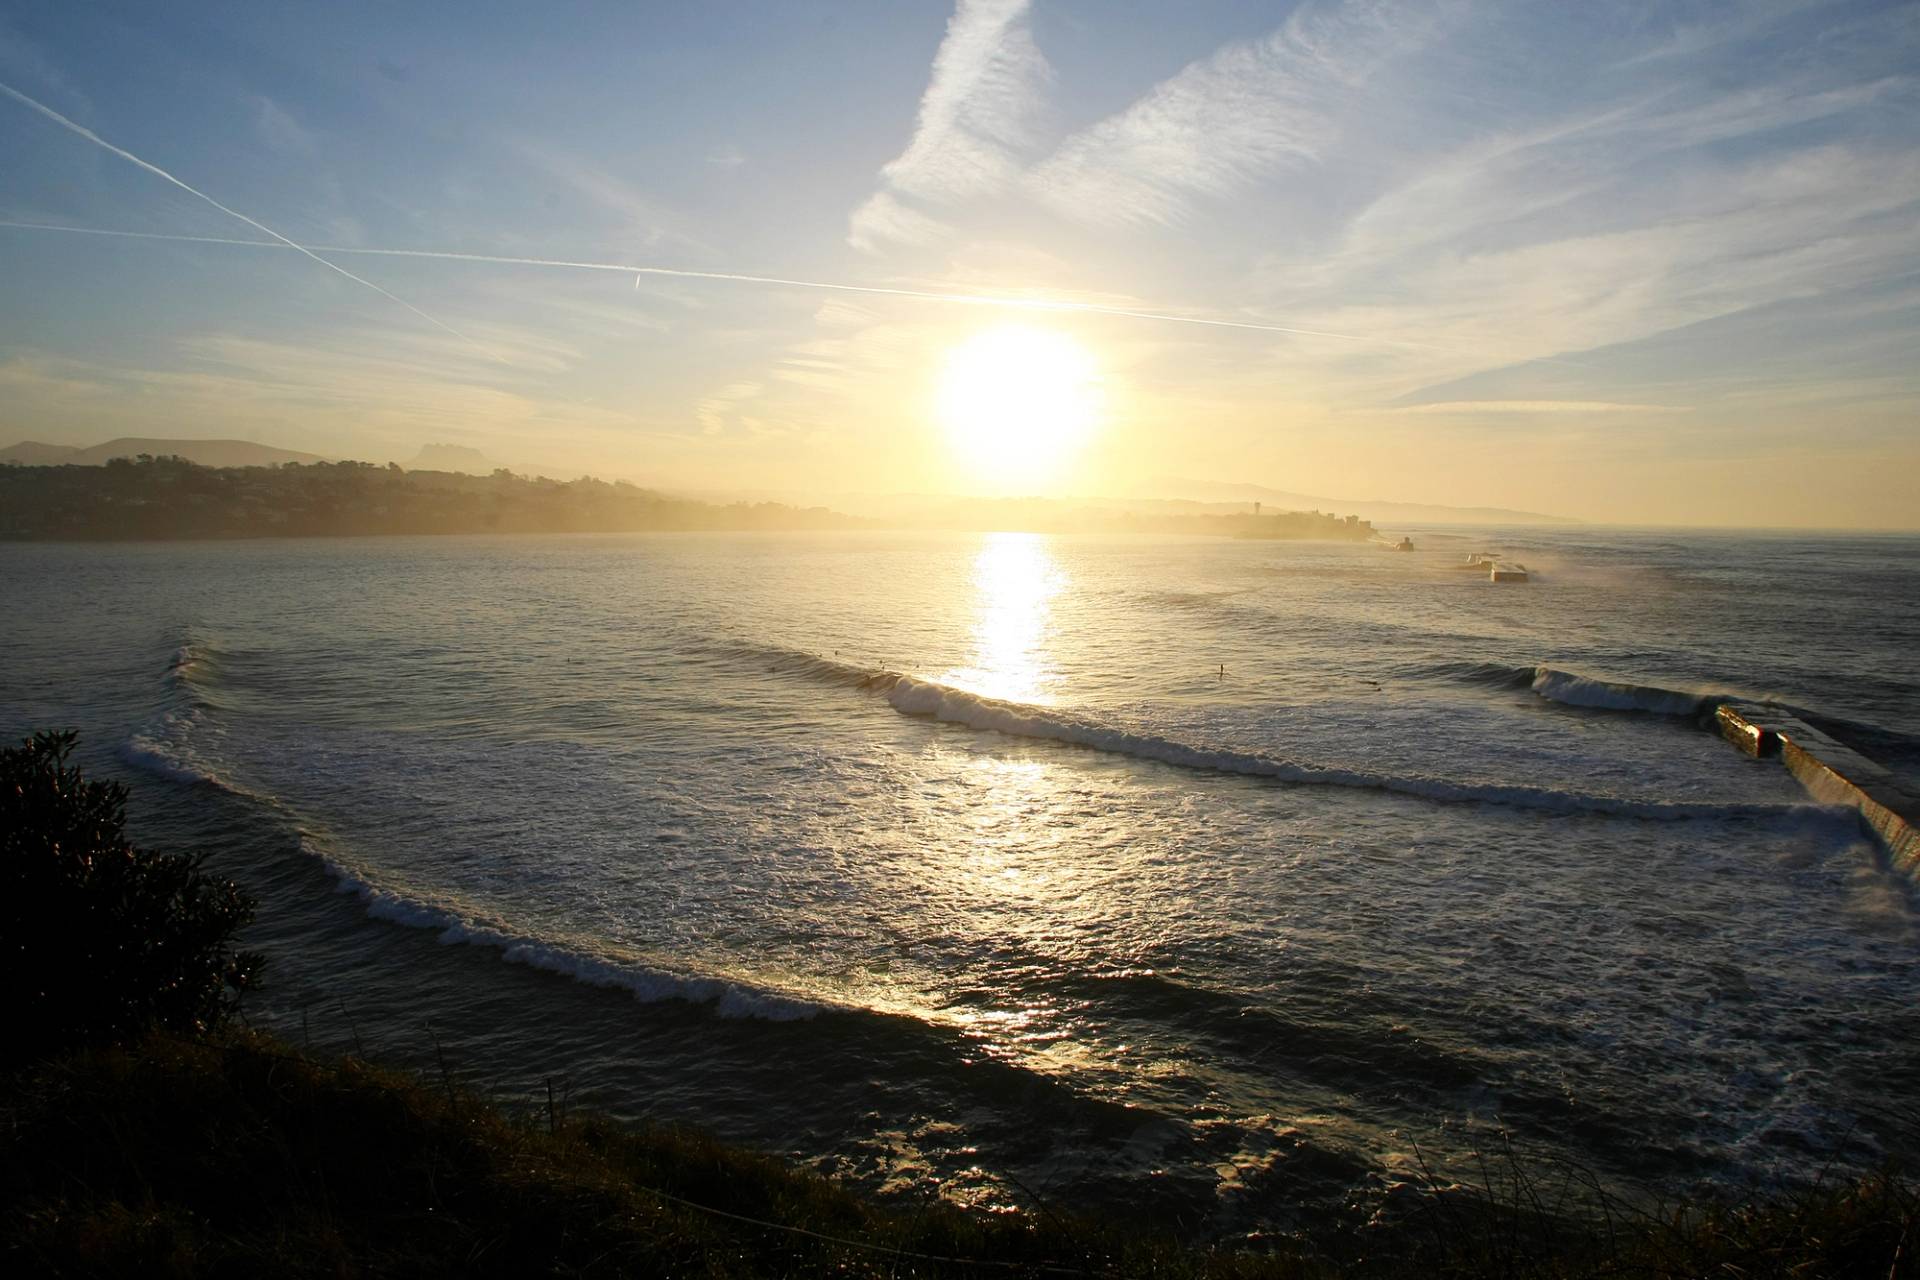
[1223,507,1377,541]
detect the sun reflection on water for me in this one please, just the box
[941,532,1062,705]
[850,533,1115,1058]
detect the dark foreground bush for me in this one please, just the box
[0,731,259,1062]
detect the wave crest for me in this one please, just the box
[1412,659,1726,715]
[878,673,1823,822]
[711,640,897,690]
[119,731,223,788]
[312,840,822,1022]
[118,704,247,793]
[1529,667,1715,716]
[162,638,226,698]
[721,641,1833,821]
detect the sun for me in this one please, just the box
[936,325,1103,489]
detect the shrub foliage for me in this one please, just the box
[0,730,260,1061]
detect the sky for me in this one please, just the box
[1,0,1916,527]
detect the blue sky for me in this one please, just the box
[2,0,1916,525]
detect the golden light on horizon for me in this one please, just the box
[936,326,1103,491]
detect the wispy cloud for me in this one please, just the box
[1027,0,1451,228]
[694,381,770,436]
[1185,2,1920,408]
[507,140,714,256]
[847,191,951,253]
[0,16,86,112]
[1613,0,1826,68]
[1311,75,1910,279]
[1266,139,1920,402]
[1393,400,1673,414]
[249,95,315,154]
[848,0,1050,250]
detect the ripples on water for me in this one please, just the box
[2,528,1917,1231]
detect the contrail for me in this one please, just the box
[0,217,1585,367]
[258,243,1488,355]
[0,81,492,359]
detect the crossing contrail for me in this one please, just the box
[0,217,1518,360]
[0,81,1593,369]
[0,80,493,359]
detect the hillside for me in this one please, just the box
[0,455,860,539]
[1,437,329,468]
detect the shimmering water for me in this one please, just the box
[3,527,1917,1231]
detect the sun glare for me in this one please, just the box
[942,532,1061,704]
[936,326,1102,490]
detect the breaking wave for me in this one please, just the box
[310,838,823,1023]
[162,638,226,699]
[119,721,229,789]
[722,642,1832,822]
[874,674,1824,821]
[1415,659,1728,716]
[118,637,246,793]
[1528,668,1717,715]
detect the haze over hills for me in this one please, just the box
[0,453,859,540]
[402,443,584,481]
[1134,478,1579,526]
[0,453,1385,543]
[8,439,1570,524]
[677,483,1577,527]
[406,443,498,473]
[0,438,329,469]
[0,436,592,480]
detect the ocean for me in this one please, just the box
[3,526,1916,1232]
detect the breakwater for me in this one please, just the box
[1716,702,1920,877]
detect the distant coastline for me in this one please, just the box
[0,455,859,540]
[0,455,1381,543]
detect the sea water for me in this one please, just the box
[3,527,1916,1230]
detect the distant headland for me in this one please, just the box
[0,454,857,540]
[0,451,1384,544]
[0,455,1383,543]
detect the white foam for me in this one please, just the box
[119,733,222,786]
[117,706,245,793]
[313,842,821,1022]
